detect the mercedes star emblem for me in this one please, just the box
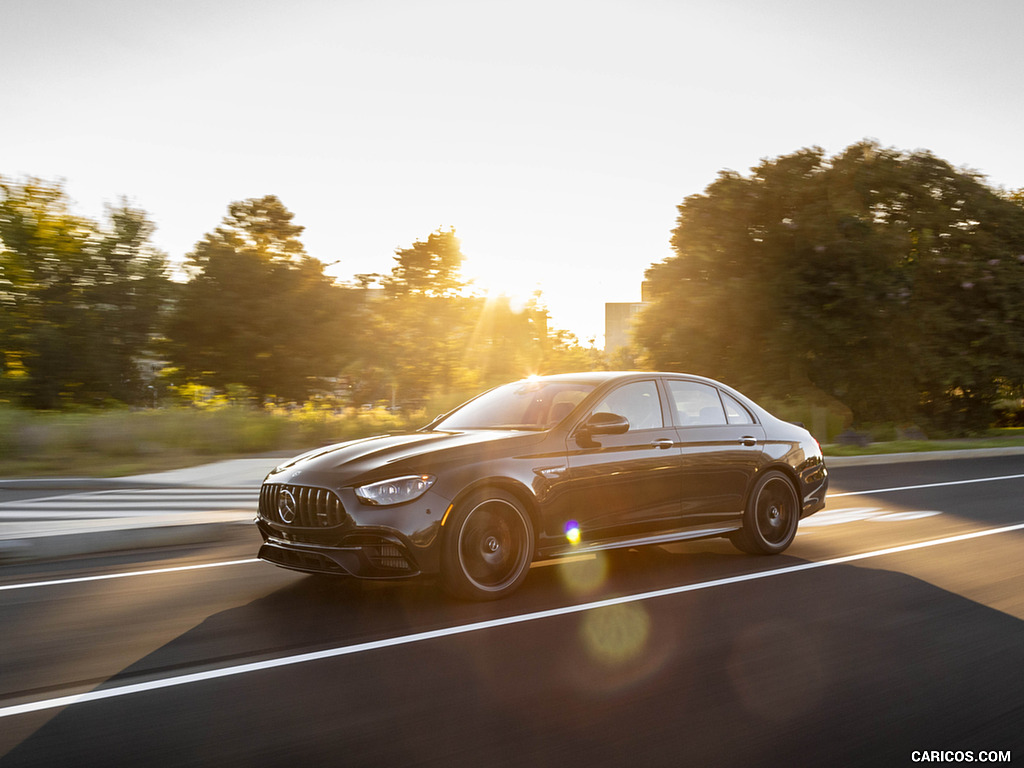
[278,489,298,524]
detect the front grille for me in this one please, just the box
[260,484,346,528]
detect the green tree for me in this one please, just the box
[387,227,466,298]
[164,196,354,402]
[345,229,472,406]
[0,177,170,407]
[345,230,603,409]
[636,142,1024,433]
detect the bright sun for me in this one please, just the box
[457,229,605,344]
[462,257,539,314]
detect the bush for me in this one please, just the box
[0,404,424,476]
[757,390,852,443]
[993,398,1024,428]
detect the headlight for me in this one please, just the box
[355,475,436,506]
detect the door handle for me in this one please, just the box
[651,438,675,449]
[739,436,758,447]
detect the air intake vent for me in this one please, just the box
[368,543,411,571]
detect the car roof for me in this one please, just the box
[527,371,720,386]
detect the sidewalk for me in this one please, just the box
[1,448,1022,565]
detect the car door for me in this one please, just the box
[553,378,685,542]
[664,379,766,526]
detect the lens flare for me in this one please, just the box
[565,520,581,545]
[558,551,608,595]
[580,603,651,666]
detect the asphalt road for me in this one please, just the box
[1,456,1022,767]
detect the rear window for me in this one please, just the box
[666,380,727,426]
[721,391,755,425]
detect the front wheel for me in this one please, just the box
[730,470,799,555]
[441,489,535,601]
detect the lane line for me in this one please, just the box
[829,473,1024,498]
[0,554,589,593]
[0,560,260,592]
[3,520,1022,720]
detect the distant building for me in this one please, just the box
[604,282,650,353]
[604,302,644,352]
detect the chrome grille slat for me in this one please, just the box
[317,491,328,524]
[259,483,346,528]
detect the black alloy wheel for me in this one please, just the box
[442,489,535,600]
[730,470,799,555]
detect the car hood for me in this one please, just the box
[265,429,545,486]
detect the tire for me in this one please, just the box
[730,470,799,555]
[441,489,535,601]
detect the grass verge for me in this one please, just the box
[0,406,422,478]
[823,431,1024,456]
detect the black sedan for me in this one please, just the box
[256,372,828,600]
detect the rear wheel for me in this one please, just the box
[730,470,799,555]
[441,489,535,600]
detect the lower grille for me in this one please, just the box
[260,484,346,528]
[259,544,347,574]
[256,536,420,579]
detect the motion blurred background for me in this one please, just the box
[2,0,1023,474]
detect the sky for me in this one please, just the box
[3,0,1023,344]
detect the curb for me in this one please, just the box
[0,478,206,492]
[823,445,1024,467]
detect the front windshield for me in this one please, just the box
[432,380,595,431]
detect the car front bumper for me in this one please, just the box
[255,481,449,579]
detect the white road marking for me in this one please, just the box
[801,507,942,527]
[828,473,1024,498]
[0,559,260,592]
[870,510,944,522]
[2,520,1023,720]
[0,553,585,592]
[0,488,258,516]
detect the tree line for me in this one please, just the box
[0,180,600,411]
[3,139,1023,434]
[636,141,1024,434]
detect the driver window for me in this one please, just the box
[593,381,663,431]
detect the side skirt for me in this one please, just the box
[537,522,743,560]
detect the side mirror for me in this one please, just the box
[582,411,630,436]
